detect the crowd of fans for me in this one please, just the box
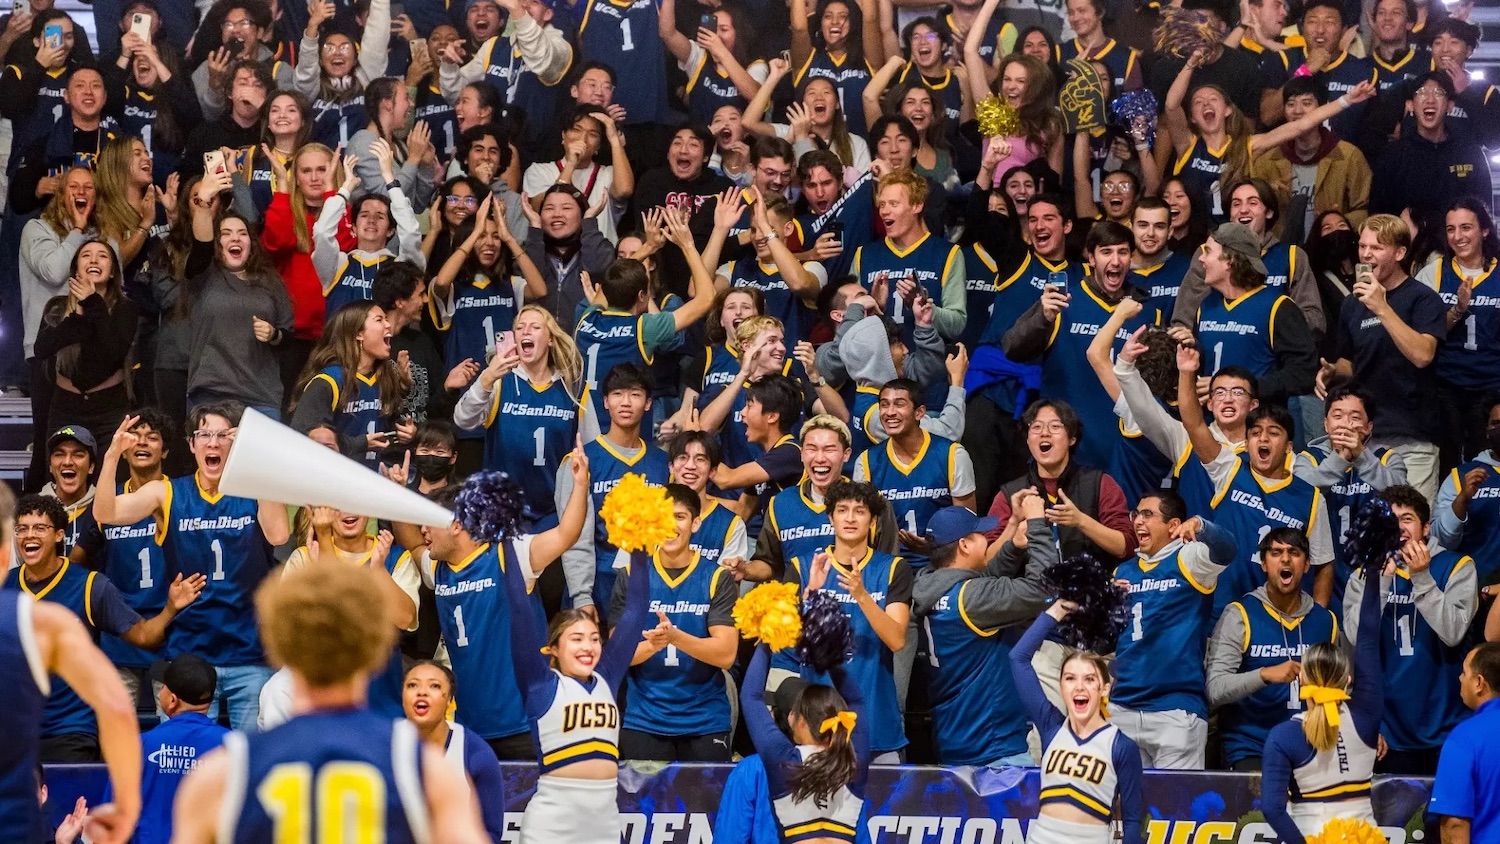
[2,0,1499,805]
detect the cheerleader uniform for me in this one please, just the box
[502,540,650,844]
[1010,612,1144,844]
[1260,574,1382,844]
[741,644,870,843]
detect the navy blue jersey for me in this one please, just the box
[583,438,671,609]
[243,145,288,216]
[793,50,874,137]
[801,172,877,279]
[1109,416,1175,508]
[116,84,181,186]
[224,710,428,844]
[1196,285,1291,379]
[415,80,459,159]
[1372,46,1428,94]
[920,578,1028,765]
[686,52,752,124]
[1132,250,1192,317]
[433,543,528,739]
[848,385,880,459]
[1113,546,1216,717]
[62,502,101,563]
[1056,38,1139,94]
[100,480,167,669]
[310,94,367,148]
[958,243,1000,350]
[697,342,740,398]
[1260,241,1301,295]
[161,476,275,665]
[1219,597,1338,765]
[577,0,669,123]
[857,431,962,568]
[483,373,579,524]
[1301,444,1394,617]
[1208,459,1323,619]
[689,500,741,567]
[1447,461,1500,582]
[1172,136,1230,222]
[853,233,961,349]
[575,307,653,425]
[726,258,814,351]
[698,360,798,471]
[4,65,69,174]
[1433,258,1500,391]
[949,11,1012,69]
[133,712,229,844]
[325,251,389,316]
[309,365,387,467]
[1376,553,1472,751]
[0,592,47,844]
[435,272,522,375]
[622,552,735,736]
[974,252,1079,414]
[1316,53,1376,141]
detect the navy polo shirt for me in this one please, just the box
[1429,697,1500,844]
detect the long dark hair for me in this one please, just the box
[786,684,857,806]
[292,301,409,416]
[177,210,281,318]
[1441,196,1500,264]
[49,240,126,379]
[452,214,515,281]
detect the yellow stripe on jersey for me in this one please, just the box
[1040,785,1111,819]
[784,819,857,838]
[1297,781,1372,801]
[541,739,619,768]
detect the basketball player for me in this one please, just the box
[169,563,488,842]
[0,484,142,844]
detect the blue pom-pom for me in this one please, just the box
[1042,554,1130,652]
[453,471,526,544]
[1342,499,1403,577]
[1110,90,1158,149]
[797,590,855,673]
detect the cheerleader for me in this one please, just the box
[1010,601,1144,844]
[1260,564,1383,842]
[402,661,508,841]
[741,641,869,843]
[501,511,651,843]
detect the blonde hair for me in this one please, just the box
[800,414,852,449]
[255,563,395,687]
[1299,643,1350,752]
[40,167,94,237]
[734,314,785,350]
[290,143,337,254]
[94,138,147,245]
[877,169,929,208]
[516,304,585,401]
[1361,214,1413,250]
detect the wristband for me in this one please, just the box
[385,180,401,193]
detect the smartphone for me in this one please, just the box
[410,37,426,56]
[1045,270,1068,294]
[203,149,226,176]
[12,0,25,15]
[780,48,791,64]
[130,12,151,39]
[824,221,844,243]
[700,11,717,30]
[496,330,517,359]
[1355,262,1373,280]
[43,22,62,50]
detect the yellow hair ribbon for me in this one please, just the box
[1100,694,1111,720]
[1299,684,1350,726]
[819,710,857,736]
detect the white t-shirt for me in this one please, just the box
[522,161,623,243]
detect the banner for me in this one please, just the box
[44,763,1435,843]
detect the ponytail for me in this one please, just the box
[1298,643,1351,753]
[786,685,857,807]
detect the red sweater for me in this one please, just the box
[985,471,1138,557]
[261,190,353,340]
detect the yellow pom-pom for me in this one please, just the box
[976,97,1021,140]
[598,473,676,552]
[1308,818,1385,844]
[733,582,803,651]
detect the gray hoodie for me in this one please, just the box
[817,304,966,440]
[1205,587,1341,707]
[911,517,1053,627]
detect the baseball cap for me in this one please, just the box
[765,675,809,712]
[46,425,97,458]
[1209,223,1269,276]
[925,506,999,547]
[152,655,218,706]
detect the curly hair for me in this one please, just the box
[256,563,396,687]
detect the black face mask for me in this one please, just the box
[411,454,453,483]
[1321,229,1357,262]
[1487,427,1500,457]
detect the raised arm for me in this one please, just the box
[789,0,814,70]
[664,209,717,331]
[1008,603,1066,735]
[530,446,591,568]
[657,0,694,63]
[1348,566,1383,747]
[740,644,799,774]
[599,551,652,689]
[94,416,168,525]
[862,57,904,132]
[1087,300,1143,402]
[1164,51,1203,160]
[1175,340,1223,464]
[312,163,353,287]
[1071,133,1102,221]
[1259,727,1307,844]
[963,0,1002,101]
[743,58,790,139]
[1249,81,1376,156]
[500,537,554,704]
[828,660,871,792]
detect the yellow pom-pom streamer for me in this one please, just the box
[1299,684,1351,727]
[598,473,676,553]
[976,97,1020,140]
[733,582,803,651]
[1308,818,1384,844]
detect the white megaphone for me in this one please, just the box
[219,408,455,527]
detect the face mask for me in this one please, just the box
[1322,229,1357,261]
[1487,427,1500,457]
[411,454,453,482]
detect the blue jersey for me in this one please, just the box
[133,712,229,844]
[100,480,167,669]
[242,145,287,216]
[483,372,579,524]
[583,437,671,610]
[1056,37,1139,94]
[1113,545,1216,717]
[1037,279,1160,467]
[896,64,962,125]
[1260,241,1301,295]
[1372,46,1428,94]
[805,548,910,753]
[854,233,961,350]
[1132,250,1192,317]
[575,308,652,425]
[974,253,1076,413]
[436,273,522,376]
[857,431,962,567]
[1172,136,1230,222]
[1109,411,1175,508]
[309,365,386,467]
[1196,285,1291,379]
[1302,444,1395,618]
[849,386,880,458]
[225,710,427,844]
[700,361,798,471]
[686,52,752,124]
[577,0,668,123]
[793,50,874,137]
[958,243,1000,349]
[5,65,69,174]
[689,500,742,567]
[161,475,275,665]
[369,547,417,721]
[415,81,458,159]
[324,251,388,316]
[1208,459,1323,619]
[767,482,838,673]
[920,578,1028,765]
[115,83,181,187]
[1219,596,1338,765]
[727,258,813,352]
[1448,460,1500,581]
[474,32,562,139]
[1378,553,1473,752]
[698,343,740,397]
[1317,53,1377,140]
[434,543,528,739]
[309,93,367,148]
[63,501,100,560]
[623,552,734,736]
[0,592,47,844]
[1433,258,1500,392]
[801,173,876,279]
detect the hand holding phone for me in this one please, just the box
[203,150,227,176]
[495,330,517,359]
[700,12,717,31]
[1045,270,1068,294]
[43,22,63,50]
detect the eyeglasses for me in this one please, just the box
[322,42,354,54]
[14,525,59,536]
[1102,182,1135,194]
[1028,422,1067,435]
[1413,88,1448,101]
[192,429,237,444]
[1129,509,1159,521]
[222,17,255,30]
[912,31,941,43]
[1211,387,1251,399]
[445,195,479,208]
